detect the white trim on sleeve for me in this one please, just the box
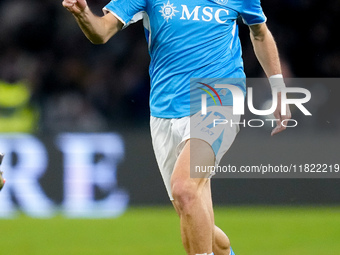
[102,7,127,27]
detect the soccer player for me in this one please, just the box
[62,0,291,254]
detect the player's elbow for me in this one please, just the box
[90,38,107,45]
[87,34,109,44]
[88,28,119,44]
[90,16,122,44]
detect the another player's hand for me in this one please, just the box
[62,0,87,15]
[0,154,5,191]
[0,171,5,191]
[271,92,292,136]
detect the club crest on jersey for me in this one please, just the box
[214,0,228,5]
[160,0,179,22]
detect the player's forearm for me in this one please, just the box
[250,24,282,77]
[73,7,118,44]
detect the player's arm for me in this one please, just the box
[62,0,123,44]
[249,23,281,77]
[249,22,292,136]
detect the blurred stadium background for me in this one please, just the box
[0,0,340,254]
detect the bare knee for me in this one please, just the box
[171,180,198,215]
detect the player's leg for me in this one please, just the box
[213,226,231,255]
[203,182,231,255]
[150,107,239,254]
[171,138,215,255]
[172,173,231,255]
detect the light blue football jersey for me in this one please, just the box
[104,0,266,118]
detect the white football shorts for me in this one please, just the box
[150,106,240,200]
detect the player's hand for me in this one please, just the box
[62,0,87,15]
[271,92,292,136]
